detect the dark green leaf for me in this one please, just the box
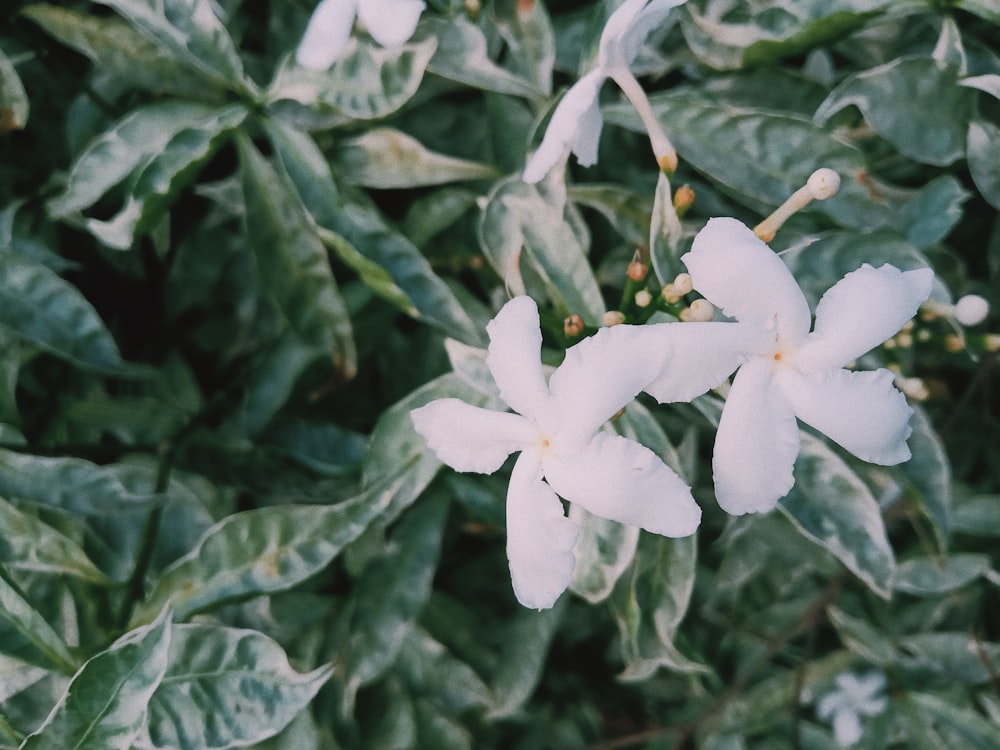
[893,553,990,596]
[488,601,564,718]
[967,119,1000,211]
[951,493,1000,537]
[899,175,970,250]
[826,605,898,666]
[897,406,952,550]
[742,10,883,67]
[0,568,77,674]
[902,632,1000,685]
[905,692,1000,750]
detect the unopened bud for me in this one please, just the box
[984,334,1000,352]
[627,258,648,282]
[896,332,913,348]
[898,376,930,401]
[944,334,965,352]
[563,314,585,337]
[754,167,841,243]
[660,284,681,304]
[672,273,693,295]
[954,294,989,326]
[634,289,652,308]
[687,298,714,321]
[806,168,840,200]
[603,310,626,327]
[673,185,695,215]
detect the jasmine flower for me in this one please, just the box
[296,0,426,70]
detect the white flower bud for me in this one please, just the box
[806,168,840,200]
[602,310,626,327]
[634,289,652,308]
[686,299,714,322]
[672,273,693,295]
[954,294,989,326]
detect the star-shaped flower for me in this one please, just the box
[645,217,933,515]
[296,0,426,70]
[816,671,888,747]
[523,0,687,183]
[411,296,701,609]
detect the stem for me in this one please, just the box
[610,68,677,173]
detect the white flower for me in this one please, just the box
[411,296,701,609]
[523,0,687,183]
[295,0,426,70]
[954,294,989,326]
[816,671,888,747]
[646,217,933,515]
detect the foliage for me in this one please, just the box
[0,0,998,748]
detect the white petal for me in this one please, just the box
[523,70,605,183]
[795,265,934,371]
[543,432,701,537]
[601,0,689,69]
[643,320,772,403]
[832,710,863,747]
[777,367,914,465]
[506,452,579,609]
[485,297,554,424]
[548,324,669,446]
[358,0,425,48]
[682,217,812,346]
[411,399,533,473]
[295,0,358,70]
[713,358,800,514]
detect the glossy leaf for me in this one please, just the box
[741,10,883,67]
[814,57,975,166]
[0,567,77,674]
[333,127,499,188]
[897,406,952,550]
[901,632,1000,685]
[489,0,556,96]
[779,433,895,599]
[237,133,356,384]
[967,119,1000,211]
[19,609,171,750]
[139,624,330,749]
[0,43,28,132]
[893,553,990,596]
[488,601,564,718]
[898,175,970,250]
[826,605,897,666]
[268,38,436,120]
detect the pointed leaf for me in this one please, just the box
[488,601,564,718]
[0,568,77,674]
[778,433,895,598]
[139,624,331,749]
[901,632,1000,685]
[19,609,171,750]
[897,406,951,550]
[490,0,556,96]
[893,553,990,596]
[967,119,1000,211]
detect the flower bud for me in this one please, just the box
[688,299,714,322]
[954,294,989,326]
[672,272,693,295]
[627,258,648,282]
[897,376,930,401]
[634,289,652,308]
[602,310,626,327]
[754,167,840,242]
[660,284,681,304]
[806,168,841,200]
[944,334,964,352]
[673,185,695,215]
[984,334,1000,352]
[563,314,585,337]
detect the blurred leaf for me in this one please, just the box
[21,5,215,99]
[0,497,112,585]
[779,433,895,599]
[128,472,406,625]
[569,504,639,604]
[403,187,479,247]
[899,175,970,250]
[569,183,652,249]
[490,0,556,96]
[265,119,486,346]
[479,176,605,322]
[92,0,251,95]
[604,90,890,228]
[0,567,76,673]
[814,57,975,166]
[897,406,952,551]
[140,624,331,750]
[48,100,216,218]
[267,38,436,120]
[237,133,356,383]
[901,632,1000,685]
[611,533,707,681]
[826,605,898,666]
[19,609,171,750]
[396,628,493,713]
[421,16,541,99]
[0,43,28,132]
[414,698,473,750]
[333,127,499,188]
[0,254,142,374]
[741,10,883,67]
[951,493,1000,537]
[905,692,1000,749]
[893,553,990,596]
[0,654,48,703]
[488,601,564,718]
[967,119,1000,211]
[88,104,247,250]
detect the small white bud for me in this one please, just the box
[687,299,715,322]
[806,168,840,200]
[954,294,989,326]
[672,273,693,295]
[634,289,652,308]
[898,376,930,402]
[602,310,626,327]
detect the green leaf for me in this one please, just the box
[899,175,970,250]
[0,654,48,703]
[569,504,639,604]
[333,127,499,189]
[649,171,686,283]
[741,10,883,67]
[779,433,895,598]
[92,0,251,95]
[488,601,564,718]
[87,104,247,250]
[489,0,556,96]
[0,43,28,132]
[604,90,890,229]
[267,38,436,120]
[265,118,485,346]
[568,183,652,250]
[905,692,1000,750]
[143,624,331,749]
[0,255,141,374]
[237,133,356,382]
[826,605,898,666]
[814,57,975,166]
[893,553,990,596]
[396,628,493,713]
[128,473,407,625]
[897,406,952,550]
[901,632,1000,685]
[20,5,215,99]
[0,497,112,585]
[421,16,541,99]
[967,119,1000,211]
[403,187,479,248]
[951,493,1000,537]
[479,176,605,322]
[19,609,171,750]
[0,567,77,674]
[48,100,216,218]
[611,533,707,681]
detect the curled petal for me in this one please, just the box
[295,0,358,70]
[549,324,670,446]
[411,399,533,473]
[506,453,579,609]
[600,0,688,70]
[523,70,605,183]
[543,432,701,537]
[796,265,934,371]
[485,297,554,423]
[644,320,772,403]
[778,367,914,465]
[713,359,799,514]
[358,0,425,48]
[682,218,811,346]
